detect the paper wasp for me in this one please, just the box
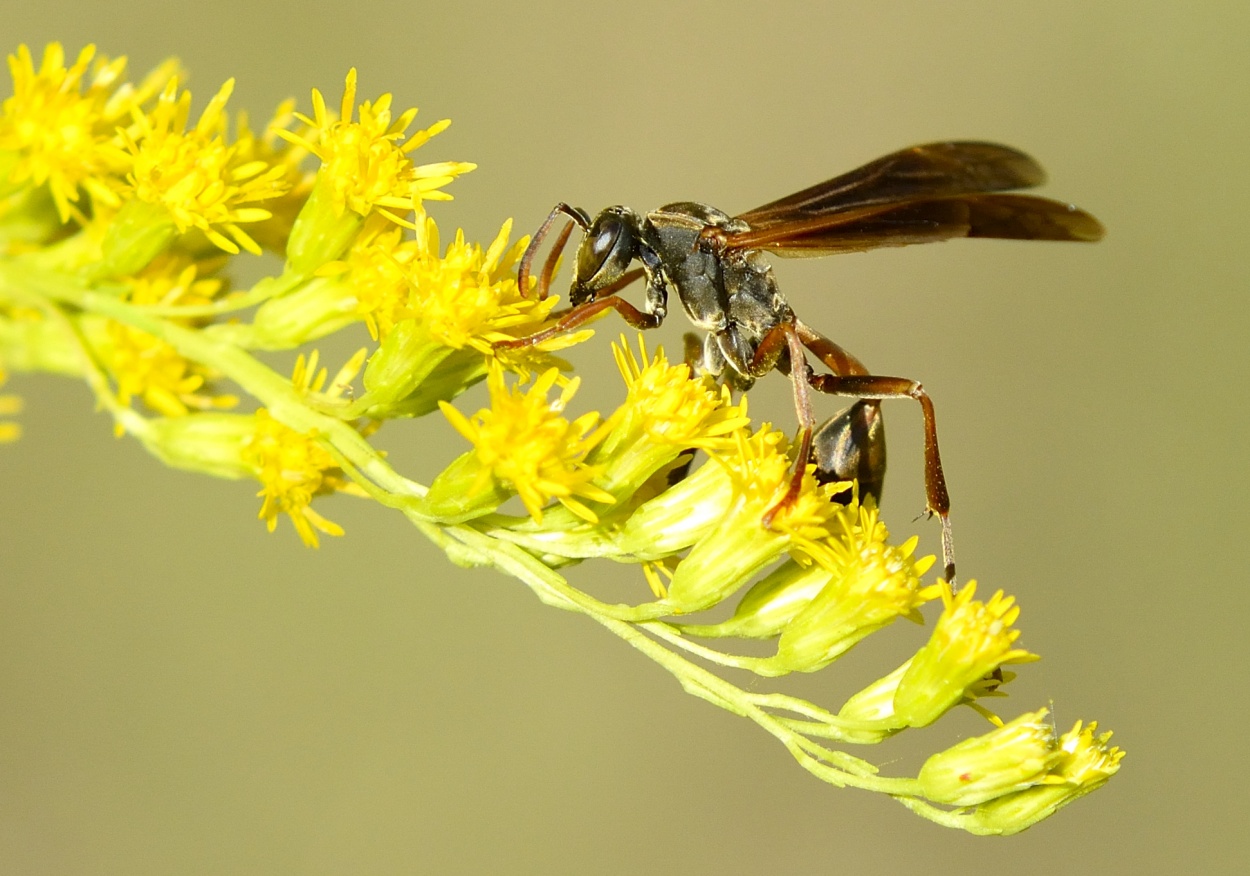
[496,142,1104,581]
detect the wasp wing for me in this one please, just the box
[735,141,1050,229]
[726,194,1104,255]
[723,141,1102,254]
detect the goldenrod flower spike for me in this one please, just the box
[0,45,1121,834]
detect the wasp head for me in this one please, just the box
[570,206,641,306]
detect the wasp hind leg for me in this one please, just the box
[795,320,955,584]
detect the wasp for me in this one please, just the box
[497,142,1104,582]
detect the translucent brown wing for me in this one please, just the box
[726,194,1105,255]
[718,141,1103,254]
[735,141,1050,229]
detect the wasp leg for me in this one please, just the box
[749,320,888,502]
[518,203,591,300]
[534,220,575,301]
[746,320,823,530]
[795,320,955,584]
[493,286,659,351]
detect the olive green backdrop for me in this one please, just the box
[1,1,1246,873]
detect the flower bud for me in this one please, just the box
[664,502,790,614]
[248,276,360,347]
[98,199,178,277]
[285,175,365,274]
[143,412,256,478]
[918,709,1059,806]
[423,449,513,522]
[893,581,1037,728]
[615,454,734,560]
[964,719,1124,835]
[834,661,910,743]
[679,560,832,639]
[358,319,455,414]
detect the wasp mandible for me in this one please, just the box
[496,142,1105,582]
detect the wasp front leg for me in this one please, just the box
[493,273,656,352]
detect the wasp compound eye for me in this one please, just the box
[578,217,622,278]
[571,209,640,304]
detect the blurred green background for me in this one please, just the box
[1,1,1246,873]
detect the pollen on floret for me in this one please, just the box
[610,334,750,449]
[99,255,236,422]
[438,364,614,524]
[893,580,1040,728]
[396,214,588,370]
[708,425,849,556]
[0,43,179,222]
[119,77,292,255]
[241,408,351,547]
[1056,719,1125,786]
[277,69,474,226]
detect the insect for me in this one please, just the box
[496,142,1104,582]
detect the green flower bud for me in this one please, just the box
[835,661,910,743]
[615,455,734,560]
[664,503,789,614]
[963,719,1124,835]
[143,412,256,479]
[679,560,832,639]
[918,709,1059,806]
[370,349,487,419]
[249,276,360,347]
[98,199,178,278]
[0,315,82,375]
[358,319,455,416]
[286,175,365,274]
[423,449,514,523]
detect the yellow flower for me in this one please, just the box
[239,351,366,548]
[407,215,547,350]
[438,364,614,524]
[0,43,178,222]
[353,214,586,380]
[769,504,937,672]
[97,255,236,420]
[279,68,474,225]
[328,217,418,340]
[601,334,749,455]
[893,581,1039,728]
[118,76,292,255]
[242,409,344,547]
[966,718,1125,835]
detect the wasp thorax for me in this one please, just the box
[571,206,640,305]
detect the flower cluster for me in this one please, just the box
[0,43,1122,835]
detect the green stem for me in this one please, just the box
[0,255,955,827]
